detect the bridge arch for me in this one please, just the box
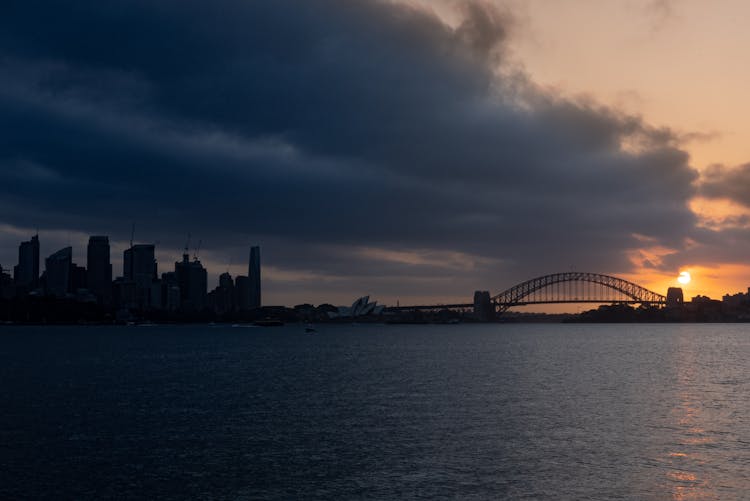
[492,272,666,312]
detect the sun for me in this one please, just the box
[677,271,691,285]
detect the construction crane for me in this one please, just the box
[193,239,202,261]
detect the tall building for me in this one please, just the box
[234,275,250,310]
[175,254,207,311]
[160,272,181,311]
[209,272,235,315]
[13,234,39,290]
[124,244,157,309]
[87,236,112,304]
[45,247,72,297]
[248,246,261,309]
[71,264,87,291]
[0,264,14,299]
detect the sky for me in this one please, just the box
[2,0,750,308]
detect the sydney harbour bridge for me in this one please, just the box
[392,272,668,315]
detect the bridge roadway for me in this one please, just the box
[388,299,664,312]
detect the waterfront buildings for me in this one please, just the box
[124,244,157,309]
[3,236,264,316]
[208,272,235,314]
[234,275,250,310]
[13,234,39,290]
[160,272,181,311]
[87,236,112,305]
[45,247,73,297]
[175,253,207,311]
[0,265,14,299]
[249,246,261,309]
[329,296,384,318]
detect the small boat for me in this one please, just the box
[305,323,317,333]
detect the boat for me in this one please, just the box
[305,323,317,333]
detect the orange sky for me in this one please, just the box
[410,0,750,305]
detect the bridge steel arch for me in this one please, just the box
[492,272,666,313]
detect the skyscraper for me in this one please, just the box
[175,254,207,311]
[13,234,39,290]
[234,275,250,310]
[124,244,157,309]
[248,246,261,309]
[208,272,235,314]
[87,236,112,304]
[45,247,72,297]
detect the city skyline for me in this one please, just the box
[0,231,266,313]
[4,230,750,314]
[4,1,750,309]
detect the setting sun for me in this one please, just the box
[678,271,692,285]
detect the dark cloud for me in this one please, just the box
[0,0,703,302]
[699,163,750,208]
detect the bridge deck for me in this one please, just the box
[389,299,666,311]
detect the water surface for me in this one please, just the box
[2,323,750,499]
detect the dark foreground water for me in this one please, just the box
[3,323,750,499]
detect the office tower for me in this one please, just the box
[71,264,87,291]
[87,236,112,304]
[175,254,207,311]
[45,247,72,297]
[124,244,157,309]
[210,272,235,314]
[234,275,250,310]
[13,234,39,289]
[0,265,14,299]
[112,278,137,310]
[161,272,181,311]
[248,246,261,309]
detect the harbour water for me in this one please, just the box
[3,323,750,499]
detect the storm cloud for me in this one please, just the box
[699,164,750,208]
[0,0,703,303]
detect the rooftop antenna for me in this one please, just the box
[194,239,202,261]
[130,223,135,248]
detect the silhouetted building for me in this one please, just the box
[160,272,181,311]
[666,287,684,307]
[328,296,384,318]
[71,264,87,291]
[124,244,157,309]
[722,288,750,308]
[112,278,137,310]
[175,254,207,311]
[249,246,261,309]
[0,265,14,299]
[13,234,39,290]
[45,247,72,297]
[209,272,235,315]
[87,236,112,305]
[234,275,250,310]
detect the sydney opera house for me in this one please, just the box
[328,296,385,319]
